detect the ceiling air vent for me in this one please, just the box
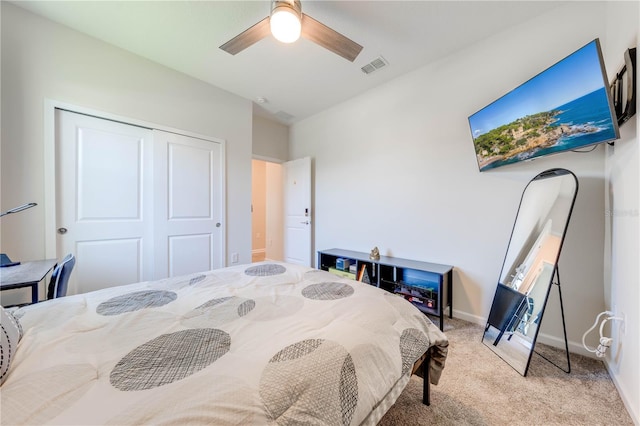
[361,56,388,75]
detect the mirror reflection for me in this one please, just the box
[483,168,578,376]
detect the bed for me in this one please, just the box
[1,262,448,425]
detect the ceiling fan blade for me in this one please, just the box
[220,16,271,55]
[300,14,363,62]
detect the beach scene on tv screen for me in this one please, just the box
[469,40,618,172]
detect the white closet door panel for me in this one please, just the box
[168,144,212,219]
[76,239,141,293]
[76,128,142,220]
[168,234,212,277]
[154,130,224,278]
[57,109,154,295]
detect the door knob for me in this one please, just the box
[216,223,221,228]
[57,227,68,234]
[300,221,310,225]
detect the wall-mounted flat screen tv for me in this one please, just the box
[469,39,620,172]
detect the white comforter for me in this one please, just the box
[2,262,448,425]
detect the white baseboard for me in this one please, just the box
[452,309,599,359]
[451,309,485,326]
[604,361,640,425]
[453,308,637,424]
[535,332,596,359]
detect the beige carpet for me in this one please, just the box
[379,317,633,425]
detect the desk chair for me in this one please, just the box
[4,254,75,308]
[46,254,75,300]
[486,283,528,346]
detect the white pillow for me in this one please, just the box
[1,305,23,385]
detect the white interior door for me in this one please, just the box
[153,130,224,278]
[283,157,312,266]
[56,110,154,294]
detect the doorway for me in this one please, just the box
[252,159,284,262]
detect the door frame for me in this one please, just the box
[43,99,227,266]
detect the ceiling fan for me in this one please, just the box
[219,0,363,62]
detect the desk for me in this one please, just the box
[0,259,57,304]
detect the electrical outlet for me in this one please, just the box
[231,252,239,263]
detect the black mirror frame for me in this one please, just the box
[483,168,579,376]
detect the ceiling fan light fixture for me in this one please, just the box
[270,1,302,43]
[221,0,362,62]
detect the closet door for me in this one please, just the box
[56,111,225,295]
[56,109,154,294]
[153,130,224,278]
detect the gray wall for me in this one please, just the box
[290,2,638,419]
[1,3,254,301]
[253,115,289,162]
[290,2,608,355]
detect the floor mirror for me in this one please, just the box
[482,168,578,376]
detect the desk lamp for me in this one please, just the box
[0,202,37,267]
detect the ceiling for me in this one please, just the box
[12,1,562,124]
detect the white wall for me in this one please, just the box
[603,2,639,422]
[0,3,253,295]
[251,159,267,258]
[265,162,284,261]
[252,115,287,262]
[253,115,289,162]
[292,0,637,381]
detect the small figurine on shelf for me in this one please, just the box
[369,246,380,260]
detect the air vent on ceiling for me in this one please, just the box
[361,56,388,75]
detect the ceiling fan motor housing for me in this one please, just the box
[221,0,362,62]
[272,0,302,17]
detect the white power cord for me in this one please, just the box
[582,311,623,358]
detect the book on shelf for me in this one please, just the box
[328,267,356,280]
[357,264,366,281]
